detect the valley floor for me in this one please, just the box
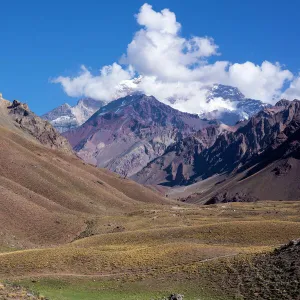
[2,201,300,299]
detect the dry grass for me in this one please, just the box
[1,201,300,280]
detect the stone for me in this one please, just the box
[169,294,184,300]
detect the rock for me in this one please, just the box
[7,100,73,154]
[169,294,184,300]
[134,124,223,185]
[195,99,300,179]
[7,99,21,109]
[206,191,258,205]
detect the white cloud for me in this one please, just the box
[121,3,219,82]
[136,3,180,35]
[53,3,296,114]
[53,63,133,101]
[137,76,235,114]
[281,75,300,100]
[227,61,293,103]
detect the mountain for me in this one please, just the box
[136,98,300,202]
[132,124,230,185]
[1,94,300,300]
[175,99,300,203]
[200,84,271,125]
[196,99,300,178]
[43,81,269,133]
[42,98,105,133]
[64,94,213,177]
[41,77,144,133]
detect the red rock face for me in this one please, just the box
[63,94,214,177]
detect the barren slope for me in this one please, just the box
[0,97,171,250]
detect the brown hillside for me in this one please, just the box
[0,98,171,250]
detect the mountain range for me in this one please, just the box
[201,84,271,125]
[41,84,272,180]
[43,83,270,133]
[168,99,300,203]
[42,93,300,204]
[40,82,300,203]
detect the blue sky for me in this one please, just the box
[0,0,300,115]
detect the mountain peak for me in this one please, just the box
[93,94,203,127]
[76,97,106,108]
[206,84,245,102]
[64,94,211,177]
[42,97,104,132]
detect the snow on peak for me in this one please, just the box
[42,98,104,133]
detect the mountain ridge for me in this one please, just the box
[42,83,270,132]
[64,94,213,177]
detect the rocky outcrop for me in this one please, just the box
[206,191,258,205]
[7,100,73,154]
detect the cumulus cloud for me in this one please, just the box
[53,3,296,113]
[227,61,293,103]
[281,75,300,100]
[121,3,219,82]
[53,63,133,101]
[136,3,181,35]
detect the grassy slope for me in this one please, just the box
[2,201,300,299]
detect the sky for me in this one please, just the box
[1,0,300,115]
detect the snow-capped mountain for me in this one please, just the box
[206,84,245,102]
[115,79,270,125]
[42,78,142,133]
[43,80,270,133]
[42,98,105,133]
[112,76,143,99]
[200,84,271,125]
